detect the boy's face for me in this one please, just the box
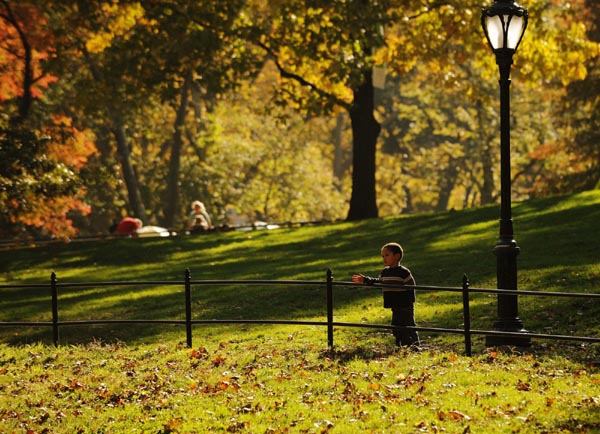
[381,248,401,267]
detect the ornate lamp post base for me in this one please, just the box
[485,239,531,347]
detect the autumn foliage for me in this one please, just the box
[0,2,96,239]
[1,0,599,239]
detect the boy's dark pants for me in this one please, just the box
[391,305,420,346]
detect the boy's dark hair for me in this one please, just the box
[382,242,403,260]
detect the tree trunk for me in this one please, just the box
[346,71,380,220]
[112,114,147,221]
[477,100,496,205]
[164,74,192,228]
[436,160,458,211]
[3,1,33,125]
[403,185,413,214]
[332,112,349,187]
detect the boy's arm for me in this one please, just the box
[362,275,379,285]
[352,274,379,285]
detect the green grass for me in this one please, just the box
[1,340,599,433]
[0,190,599,433]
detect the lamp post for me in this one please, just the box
[481,0,531,347]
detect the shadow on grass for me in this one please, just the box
[1,191,598,360]
[319,343,405,362]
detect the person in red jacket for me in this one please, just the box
[113,217,143,236]
[352,242,420,347]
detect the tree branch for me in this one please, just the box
[169,2,353,111]
[253,39,352,111]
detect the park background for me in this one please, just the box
[1,1,599,240]
[1,2,600,432]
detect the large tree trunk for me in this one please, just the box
[164,74,192,228]
[346,72,380,221]
[112,114,147,221]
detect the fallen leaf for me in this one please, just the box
[212,355,226,366]
[190,347,209,360]
[449,410,471,420]
[163,418,182,431]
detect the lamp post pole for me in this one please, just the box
[481,0,531,347]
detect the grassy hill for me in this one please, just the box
[1,190,598,350]
[0,191,599,433]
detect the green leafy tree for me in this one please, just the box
[376,1,599,213]
[239,0,396,220]
[179,63,348,226]
[559,0,600,192]
[43,1,264,230]
[5,0,598,239]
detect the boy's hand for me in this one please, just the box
[352,274,365,283]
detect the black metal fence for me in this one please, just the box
[1,268,599,356]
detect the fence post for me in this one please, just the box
[51,272,59,346]
[326,268,334,350]
[185,268,192,348]
[462,274,472,357]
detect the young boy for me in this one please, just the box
[352,242,420,347]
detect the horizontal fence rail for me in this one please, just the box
[1,269,599,356]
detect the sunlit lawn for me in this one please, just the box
[0,190,599,432]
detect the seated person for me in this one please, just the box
[113,217,143,236]
[188,201,212,233]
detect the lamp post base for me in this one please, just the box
[486,317,531,347]
[487,239,531,348]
